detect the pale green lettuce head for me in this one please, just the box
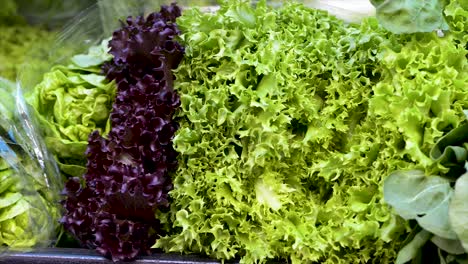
[27,40,115,177]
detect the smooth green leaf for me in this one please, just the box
[430,123,468,166]
[431,235,466,255]
[396,230,432,264]
[0,198,29,222]
[71,55,105,68]
[384,170,449,218]
[0,192,22,209]
[70,39,111,68]
[384,170,457,239]
[417,193,457,240]
[449,171,468,253]
[56,161,86,177]
[371,0,450,34]
[438,248,448,264]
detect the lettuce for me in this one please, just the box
[153,1,429,263]
[369,33,468,175]
[0,25,56,81]
[27,40,115,177]
[370,0,467,37]
[61,4,184,261]
[384,170,456,240]
[369,2,468,262]
[383,120,468,262]
[451,171,468,253]
[0,77,61,248]
[444,0,468,43]
[371,0,449,34]
[151,0,468,262]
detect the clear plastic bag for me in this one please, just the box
[14,0,97,29]
[0,77,62,253]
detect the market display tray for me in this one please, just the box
[0,248,234,264]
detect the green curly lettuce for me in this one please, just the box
[152,1,443,263]
[444,0,468,43]
[376,2,468,261]
[369,32,468,174]
[26,40,115,177]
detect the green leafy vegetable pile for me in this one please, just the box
[156,1,408,263]
[26,40,116,177]
[15,0,467,262]
[373,0,468,263]
[151,0,468,263]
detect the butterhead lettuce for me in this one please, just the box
[27,40,115,177]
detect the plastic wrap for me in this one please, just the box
[0,77,62,254]
[13,0,97,29]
